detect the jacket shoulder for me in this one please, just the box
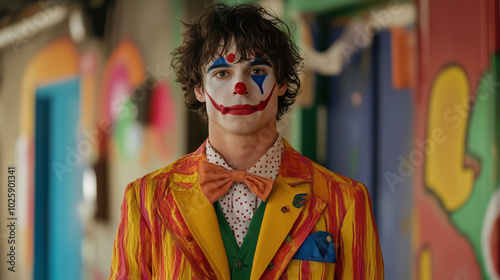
[281,140,366,206]
[124,151,204,202]
[305,158,369,208]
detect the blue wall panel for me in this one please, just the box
[34,78,82,280]
[326,26,376,196]
[325,26,413,279]
[34,97,51,279]
[374,29,413,280]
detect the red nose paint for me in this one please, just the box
[234,82,247,95]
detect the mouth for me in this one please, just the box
[206,83,276,115]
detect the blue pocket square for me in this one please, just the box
[292,231,336,263]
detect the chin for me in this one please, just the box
[222,117,264,135]
[210,112,275,136]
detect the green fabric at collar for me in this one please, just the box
[214,201,267,279]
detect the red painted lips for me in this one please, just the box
[206,83,276,115]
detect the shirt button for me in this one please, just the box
[285,235,292,243]
[185,235,194,242]
[267,262,275,270]
[234,259,244,271]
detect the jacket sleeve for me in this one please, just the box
[336,182,384,279]
[109,180,152,279]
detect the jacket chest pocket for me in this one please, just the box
[282,260,336,279]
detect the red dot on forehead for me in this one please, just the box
[227,53,236,63]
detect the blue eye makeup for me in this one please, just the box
[247,57,272,68]
[207,57,231,73]
[249,58,270,95]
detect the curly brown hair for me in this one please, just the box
[171,3,303,121]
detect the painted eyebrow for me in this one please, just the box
[207,57,231,73]
[248,57,272,68]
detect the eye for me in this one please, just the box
[250,68,266,75]
[214,71,228,78]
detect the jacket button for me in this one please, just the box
[281,206,289,213]
[234,259,244,271]
[267,263,275,270]
[285,235,292,243]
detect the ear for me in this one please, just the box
[277,80,288,97]
[194,85,206,102]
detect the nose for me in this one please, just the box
[234,82,247,95]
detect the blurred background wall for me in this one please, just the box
[0,0,498,279]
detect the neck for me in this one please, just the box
[208,121,278,170]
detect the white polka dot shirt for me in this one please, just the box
[205,136,284,246]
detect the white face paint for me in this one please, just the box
[195,45,287,135]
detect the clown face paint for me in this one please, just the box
[249,57,269,95]
[195,46,286,135]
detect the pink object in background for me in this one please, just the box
[150,81,177,158]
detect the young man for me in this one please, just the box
[109,3,384,279]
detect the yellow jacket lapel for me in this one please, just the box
[251,139,328,279]
[251,175,311,279]
[157,139,231,280]
[171,184,231,280]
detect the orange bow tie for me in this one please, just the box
[199,161,275,203]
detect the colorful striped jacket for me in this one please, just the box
[109,139,384,279]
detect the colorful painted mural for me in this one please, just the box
[98,40,177,165]
[415,0,499,279]
[300,0,499,279]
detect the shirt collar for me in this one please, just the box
[205,135,284,180]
